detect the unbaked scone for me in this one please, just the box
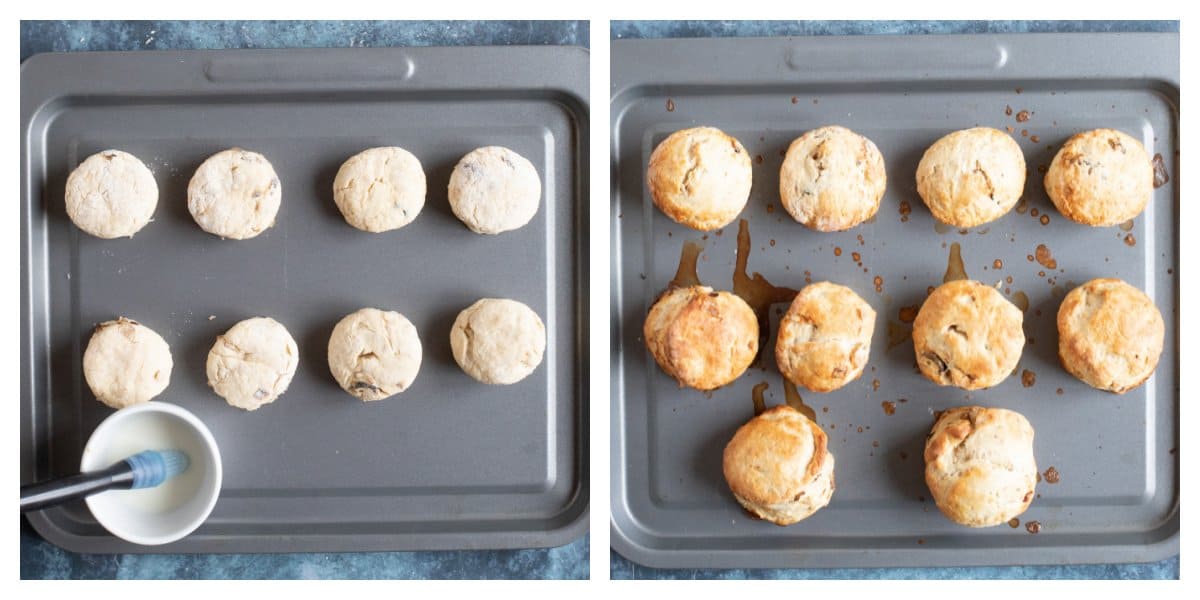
[327,308,423,401]
[913,279,1024,390]
[448,146,541,234]
[206,317,298,411]
[925,406,1037,527]
[1045,128,1153,226]
[450,298,545,385]
[779,126,887,231]
[723,405,836,526]
[775,282,876,392]
[82,317,172,409]
[333,147,425,233]
[643,285,758,391]
[646,126,752,231]
[188,148,281,239]
[65,150,158,239]
[1057,278,1164,393]
[916,127,1026,227]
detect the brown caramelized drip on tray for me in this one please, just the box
[733,219,798,365]
[751,381,769,416]
[887,321,912,350]
[943,242,968,283]
[1011,290,1030,312]
[1152,153,1169,188]
[669,240,704,289]
[1035,244,1057,270]
[782,378,817,422]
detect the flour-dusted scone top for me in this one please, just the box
[65,150,159,239]
[82,317,173,409]
[206,317,298,410]
[328,308,423,401]
[448,146,541,234]
[646,126,753,231]
[333,147,426,233]
[188,148,281,239]
[450,298,546,385]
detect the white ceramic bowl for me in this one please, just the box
[80,401,222,546]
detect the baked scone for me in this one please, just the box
[723,405,836,526]
[82,317,172,409]
[188,148,281,239]
[65,150,159,239]
[775,281,876,392]
[916,127,1026,227]
[448,146,541,234]
[333,147,426,233]
[450,298,546,385]
[913,280,1024,390]
[206,317,298,411]
[925,406,1037,527]
[1057,278,1164,393]
[646,126,752,231]
[643,285,758,391]
[779,126,887,231]
[328,308,423,401]
[1045,128,1153,226]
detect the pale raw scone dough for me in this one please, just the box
[775,282,876,393]
[448,146,541,234]
[65,150,158,239]
[206,317,298,411]
[643,285,758,391]
[188,148,281,239]
[1057,278,1164,393]
[450,298,546,385]
[647,126,753,231]
[723,405,836,526]
[1045,128,1153,226]
[916,127,1026,227]
[327,308,423,401]
[333,147,426,233]
[82,317,172,409]
[925,406,1038,527]
[779,126,887,232]
[913,279,1024,390]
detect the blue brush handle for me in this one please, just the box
[19,450,189,512]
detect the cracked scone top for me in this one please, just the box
[779,126,887,232]
[448,146,541,234]
[916,127,1026,228]
[450,298,546,385]
[925,406,1037,527]
[643,285,758,391]
[206,317,298,411]
[776,282,876,393]
[327,308,423,401]
[646,126,752,231]
[913,280,1024,390]
[1045,128,1153,226]
[1057,278,1164,393]
[723,405,836,526]
[333,147,426,233]
[188,148,281,239]
[65,149,159,239]
[83,317,172,409]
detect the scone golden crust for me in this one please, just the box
[775,282,876,392]
[1057,278,1164,393]
[925,406,1037,527]
[916,127,1026,227]
[913,280,1024,390]
[1044,128,1153,226]
[643,285,758,390]
[779,126,887,232]
[646,126,752,231]
[723,405,836,526]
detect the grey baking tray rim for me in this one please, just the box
[610,33,1178,570]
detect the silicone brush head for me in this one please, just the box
[125,450,191,489]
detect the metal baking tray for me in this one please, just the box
[610,33,1178,569]
[21,46,589,553]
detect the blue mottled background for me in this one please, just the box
[609,19,1179,581]
[19,19,588,580]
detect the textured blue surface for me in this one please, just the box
[19,19,588,580]
[610,19,1179,580]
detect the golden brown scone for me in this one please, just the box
[775,282,876,392]
[643,285,757,390]
[779,126,887,232]
[1057,278,1164,393]
[646,126,752,231]
[1044,128,1153,226]
[916,127,1026,227]
[723,405,836,526]
[925,406,1037,528]
[913,280,1024,390]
